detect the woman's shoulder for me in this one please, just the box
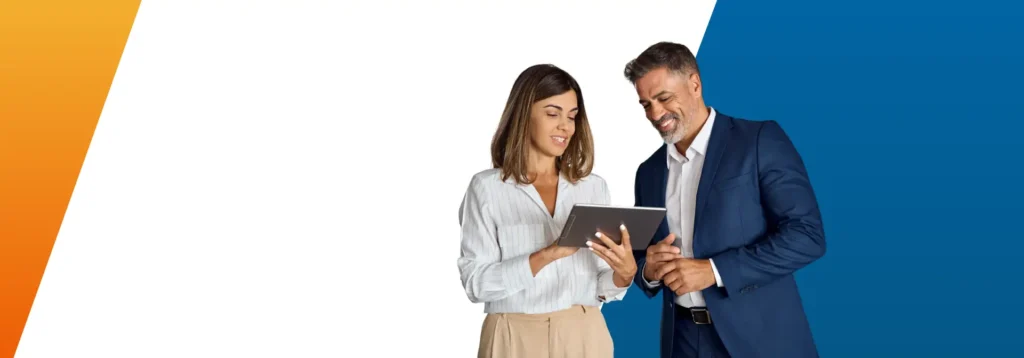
[467,169,607,189]
[575,172,608,188]
[582,172,606,183]
[468,168,503,183]
[464,168,506,191]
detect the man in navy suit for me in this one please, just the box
[623,42,826,358]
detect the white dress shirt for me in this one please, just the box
[643,107,724,308]
[458,168,629,314]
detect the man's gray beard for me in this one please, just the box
[662,118,688,145]
[661,105,697,145]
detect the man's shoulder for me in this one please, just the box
[716,112,800,160]
[717,111,785,138]
[637,144,667,172]
[716,112,770,136]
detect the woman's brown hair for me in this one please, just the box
[490,64,594,185]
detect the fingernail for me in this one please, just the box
[595,232,602,238]
[620,224,626,230]
[585,241,593,246]
[588,247,594,251]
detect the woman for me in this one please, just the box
[457,64,638,358]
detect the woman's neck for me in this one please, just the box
[526,150,558,181]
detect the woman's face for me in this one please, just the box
[528,90,578,159]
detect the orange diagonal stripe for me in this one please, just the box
[0,1,141,356]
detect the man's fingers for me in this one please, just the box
[647,252,678,263]
[664,272,688,295]
[648,243,681,255]
[644,261,664,280]
[663,271,681,286]
[674,282,696,296]
[655,260,678,279]
[660,234,676,246]
[667,279,685,293]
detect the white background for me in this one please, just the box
[17,1,716,356]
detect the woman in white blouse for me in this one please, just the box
[457,64,638,358]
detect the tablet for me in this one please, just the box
[556,204,666,248]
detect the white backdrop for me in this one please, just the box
[17,1,716,357]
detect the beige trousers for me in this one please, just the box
[477,305,613,358]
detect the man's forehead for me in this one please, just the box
[636,68,677,98]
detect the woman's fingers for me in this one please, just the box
[619,224,631,249]
[594,231,628,258]
[588,241,621,266]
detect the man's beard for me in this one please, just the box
[653,111,689,145]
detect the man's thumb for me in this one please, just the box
[662,234,676,245]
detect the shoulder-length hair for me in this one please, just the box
[490,64,594,185]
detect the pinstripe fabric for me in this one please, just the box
[458,168,629,314]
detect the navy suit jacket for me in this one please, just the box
[632,112,825,358]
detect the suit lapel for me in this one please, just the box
[642,145,669,245]
[653,144,668,209]
[645,145,672,298]
[694,114,733,233]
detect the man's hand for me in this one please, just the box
[588,224,638,287]
[657,258,716,296]
[642,234,681,281]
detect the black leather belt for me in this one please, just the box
[676,306,712,325]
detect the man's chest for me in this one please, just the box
[666,158,705,204]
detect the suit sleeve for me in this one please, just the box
[631,165,662,298]
[456,176,536,303]
[710,120,826,297]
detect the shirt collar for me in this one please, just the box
[503,170,576,187]
[667,107,717,164]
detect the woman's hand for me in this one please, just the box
[528,241,579,276]
[542,241,580,260]
[588,224,638,287]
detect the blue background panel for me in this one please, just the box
[603,0,1024,356]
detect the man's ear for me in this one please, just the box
[689,72,702,99]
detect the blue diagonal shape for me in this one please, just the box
[603,0,1024,356]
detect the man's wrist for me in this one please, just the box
[708,258,724,288]
[641,263,652,281]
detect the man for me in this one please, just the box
[624,42,826,358]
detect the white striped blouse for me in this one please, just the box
[457,168,629,314]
